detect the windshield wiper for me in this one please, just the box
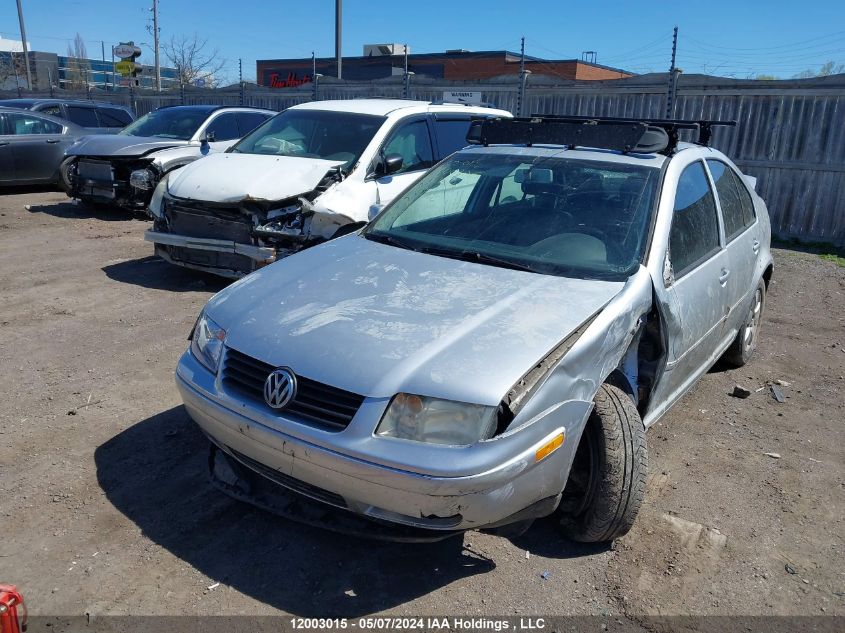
[364,231,419,251]
[417,245,537,273]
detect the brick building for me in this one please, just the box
[256,48,633,88]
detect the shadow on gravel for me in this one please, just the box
[102,256,230,293]
[508,518,611,559]
[25,198,138,221]
[95,406,495,616]
[0,184,61,195]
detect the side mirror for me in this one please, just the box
[368,203,384,221]
[382,153,403,176]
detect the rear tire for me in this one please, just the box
[722,279,766,368]
[559,384,647,543]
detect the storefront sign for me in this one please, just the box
[269,72,312,88]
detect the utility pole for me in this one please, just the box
[403,44,412,99]
[101,41,106,90]
[312,51,317,101]
[15,0,34,90]
[239,58,244,105]
[665,26,678,118]
[518,36,530,117]
[335,0,342,79]
[152,0,161,91]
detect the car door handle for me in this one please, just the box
[752,239,760,253]
[719,268,731,284]
[46,138,62,144]
[0,141,9,146]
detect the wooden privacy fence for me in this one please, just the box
[4,73,844,245]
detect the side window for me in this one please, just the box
[236,112,270,136]
[382,119,434,174]
[66,106,100,127]
[734,171,757,229]
[38,105,63,117]
[707,160,746,241]
[432,119,472,159]
[205,112,240,141]
[669,161,721,278]
[97,107,132,128]
[5,112,63,135]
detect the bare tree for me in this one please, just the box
[0,52,28,90]
[65,33,91,89]
[792,61,845,79]
[162,33,225,87]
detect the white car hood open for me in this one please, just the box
[166,152,344,203]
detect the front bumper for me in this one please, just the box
[176,350,592,532]
[146,229,284,278]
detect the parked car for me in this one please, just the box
[176,116,773,542]
[59,105,275,211]
[0,98,135,134]
[144,99,511,277]
[0,106,86,186]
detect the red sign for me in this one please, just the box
[269,72,312,88]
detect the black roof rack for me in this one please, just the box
[466,115,736,155]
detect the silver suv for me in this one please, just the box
[176,116,773,542]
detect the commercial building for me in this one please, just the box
[1,38,179,91]
[257,46,633,88]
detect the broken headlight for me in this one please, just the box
[256,211,308,239]
[190,312,226,374]
[130,167,156,190]
[375,393,497,446]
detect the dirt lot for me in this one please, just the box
[0,189,843,623]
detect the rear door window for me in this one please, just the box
[669,161,721,277]
[707,160,755,241]
[432,118,473,159]
[236,112,271,136]
[66,106,100,127]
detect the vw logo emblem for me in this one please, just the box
[263,367,297,409]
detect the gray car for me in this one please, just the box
[0,98,135,134]
[0,106,85,186]
[176,116,773,543]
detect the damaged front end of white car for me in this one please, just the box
[144,157,364,278]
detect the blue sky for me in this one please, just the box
[2,0,844,82]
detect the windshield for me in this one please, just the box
[229,109,385,170]
[119,108,208,140]
[365,152,660,280]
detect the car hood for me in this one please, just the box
[65,134,189,158]
[206,235,626,406]
[167,153,345,203]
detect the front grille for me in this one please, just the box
[227,447,348,509]
[222,347,365,432]
[167,201,252,242]
[167,246,255,273]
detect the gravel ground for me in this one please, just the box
[0,189,843,624]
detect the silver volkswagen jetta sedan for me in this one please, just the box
[176,116,772,543]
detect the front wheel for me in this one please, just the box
[559,384,647,542]
[721,278,766,368]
